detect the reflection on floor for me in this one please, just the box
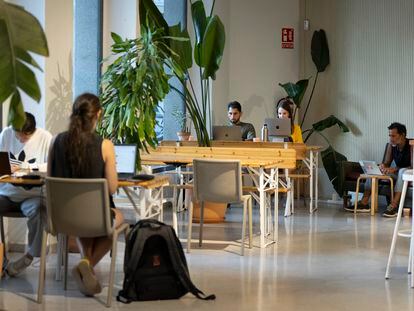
[1,201,414,310]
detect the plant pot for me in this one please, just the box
[177,131,191,141]
[192,201,227,223]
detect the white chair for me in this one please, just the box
[38,177,129,307]
[385,170,414,287]
[187,159,253,256]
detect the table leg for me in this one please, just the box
[315,151,319,210]
[371,177,378,216]
[259,167,265,248]
[309,150,314,213]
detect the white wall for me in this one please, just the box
[212,0,301,133]
[301,0,414,198]
[44,0,73,135]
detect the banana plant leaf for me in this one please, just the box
[192,0,207,66]
[321,146,347,194]
[312,115,349,132]
[168,24,192,71]
[200,15,225,80]
[0,0,49,129]
[278,79,309,107]
[139,0,168,34]
[311,29,330,73]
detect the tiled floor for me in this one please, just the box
[1,201,414,310]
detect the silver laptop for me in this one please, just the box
[265,118,291,137]
[359,160,383,175]
[114,144,137,179]
[212,126,242,141]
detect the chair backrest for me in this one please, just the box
[45,177,113,237]
[193,159,242,204]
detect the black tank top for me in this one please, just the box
[50,132,115,207]
[50,132,105,178]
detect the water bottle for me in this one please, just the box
[261,123,269,142]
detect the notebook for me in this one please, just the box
[114,144,137,180]
[0,152,12,178]
[359,160,383,175]
[212,126,242,141]
[264,118,291,137]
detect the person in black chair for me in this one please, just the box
[227,101,256,141]
[345,122,411,217]
[0,112,52,276]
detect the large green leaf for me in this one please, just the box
[0,0,48,127]
[312,115,349,133]
[168,24,192,70]
[138,0,168,34]
[321,146,347,194]
[311,29,330,72]
[200,15,225,80]
[279,79,309,107]
[191,0,207,66]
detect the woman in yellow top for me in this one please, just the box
[277,98,303,143]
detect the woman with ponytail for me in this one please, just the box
[48,93,124,296]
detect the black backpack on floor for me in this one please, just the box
[117,219,216,303]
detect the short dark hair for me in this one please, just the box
[228,101,242,112]
[13,112,36,134]
[388,122,407,136]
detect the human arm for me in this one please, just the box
[379,144,394,173]
[244,123,256,141]
[102,139,118,195]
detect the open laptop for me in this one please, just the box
[0,151,12,178]
[359,160,383,175]
[212,126,242,141]
[114,144,137,180]
[265,118,291,137]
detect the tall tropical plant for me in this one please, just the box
[0,0,49,128]
[98,27,172,167]
[139,0,225,147]
[279,29,350,193]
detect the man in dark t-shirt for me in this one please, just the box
[345,122,411,217]
[227,101,256,141]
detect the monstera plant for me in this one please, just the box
[279,29,349,193]
[0,0,49,129]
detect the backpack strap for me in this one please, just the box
[164,226,216,300]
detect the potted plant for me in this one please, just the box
[0,0,49,128]
[172,109,192,141]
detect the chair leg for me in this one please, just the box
[274,187,279,242]
[63,235,69,290]
[248,197,253,249]
[354,177,361,214]
[199,201,204,247]
[385,180,408,279]
[172,186,178,233]
[0,216,7,263]
[107,231,119,308]
[241,199,247,256]
[37,230,48,304]
[187,201,193,253]
[55,234,63,281]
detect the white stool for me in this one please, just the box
[385,170,414,287]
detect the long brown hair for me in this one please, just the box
[66,93,102,176]
[276,98,294,134]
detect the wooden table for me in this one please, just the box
[160,140,322,214]
[355,174,394,216]
[141,146,296,248]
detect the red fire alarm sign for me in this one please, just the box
[281,28,294,49]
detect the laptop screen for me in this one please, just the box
[114,145,137,174]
